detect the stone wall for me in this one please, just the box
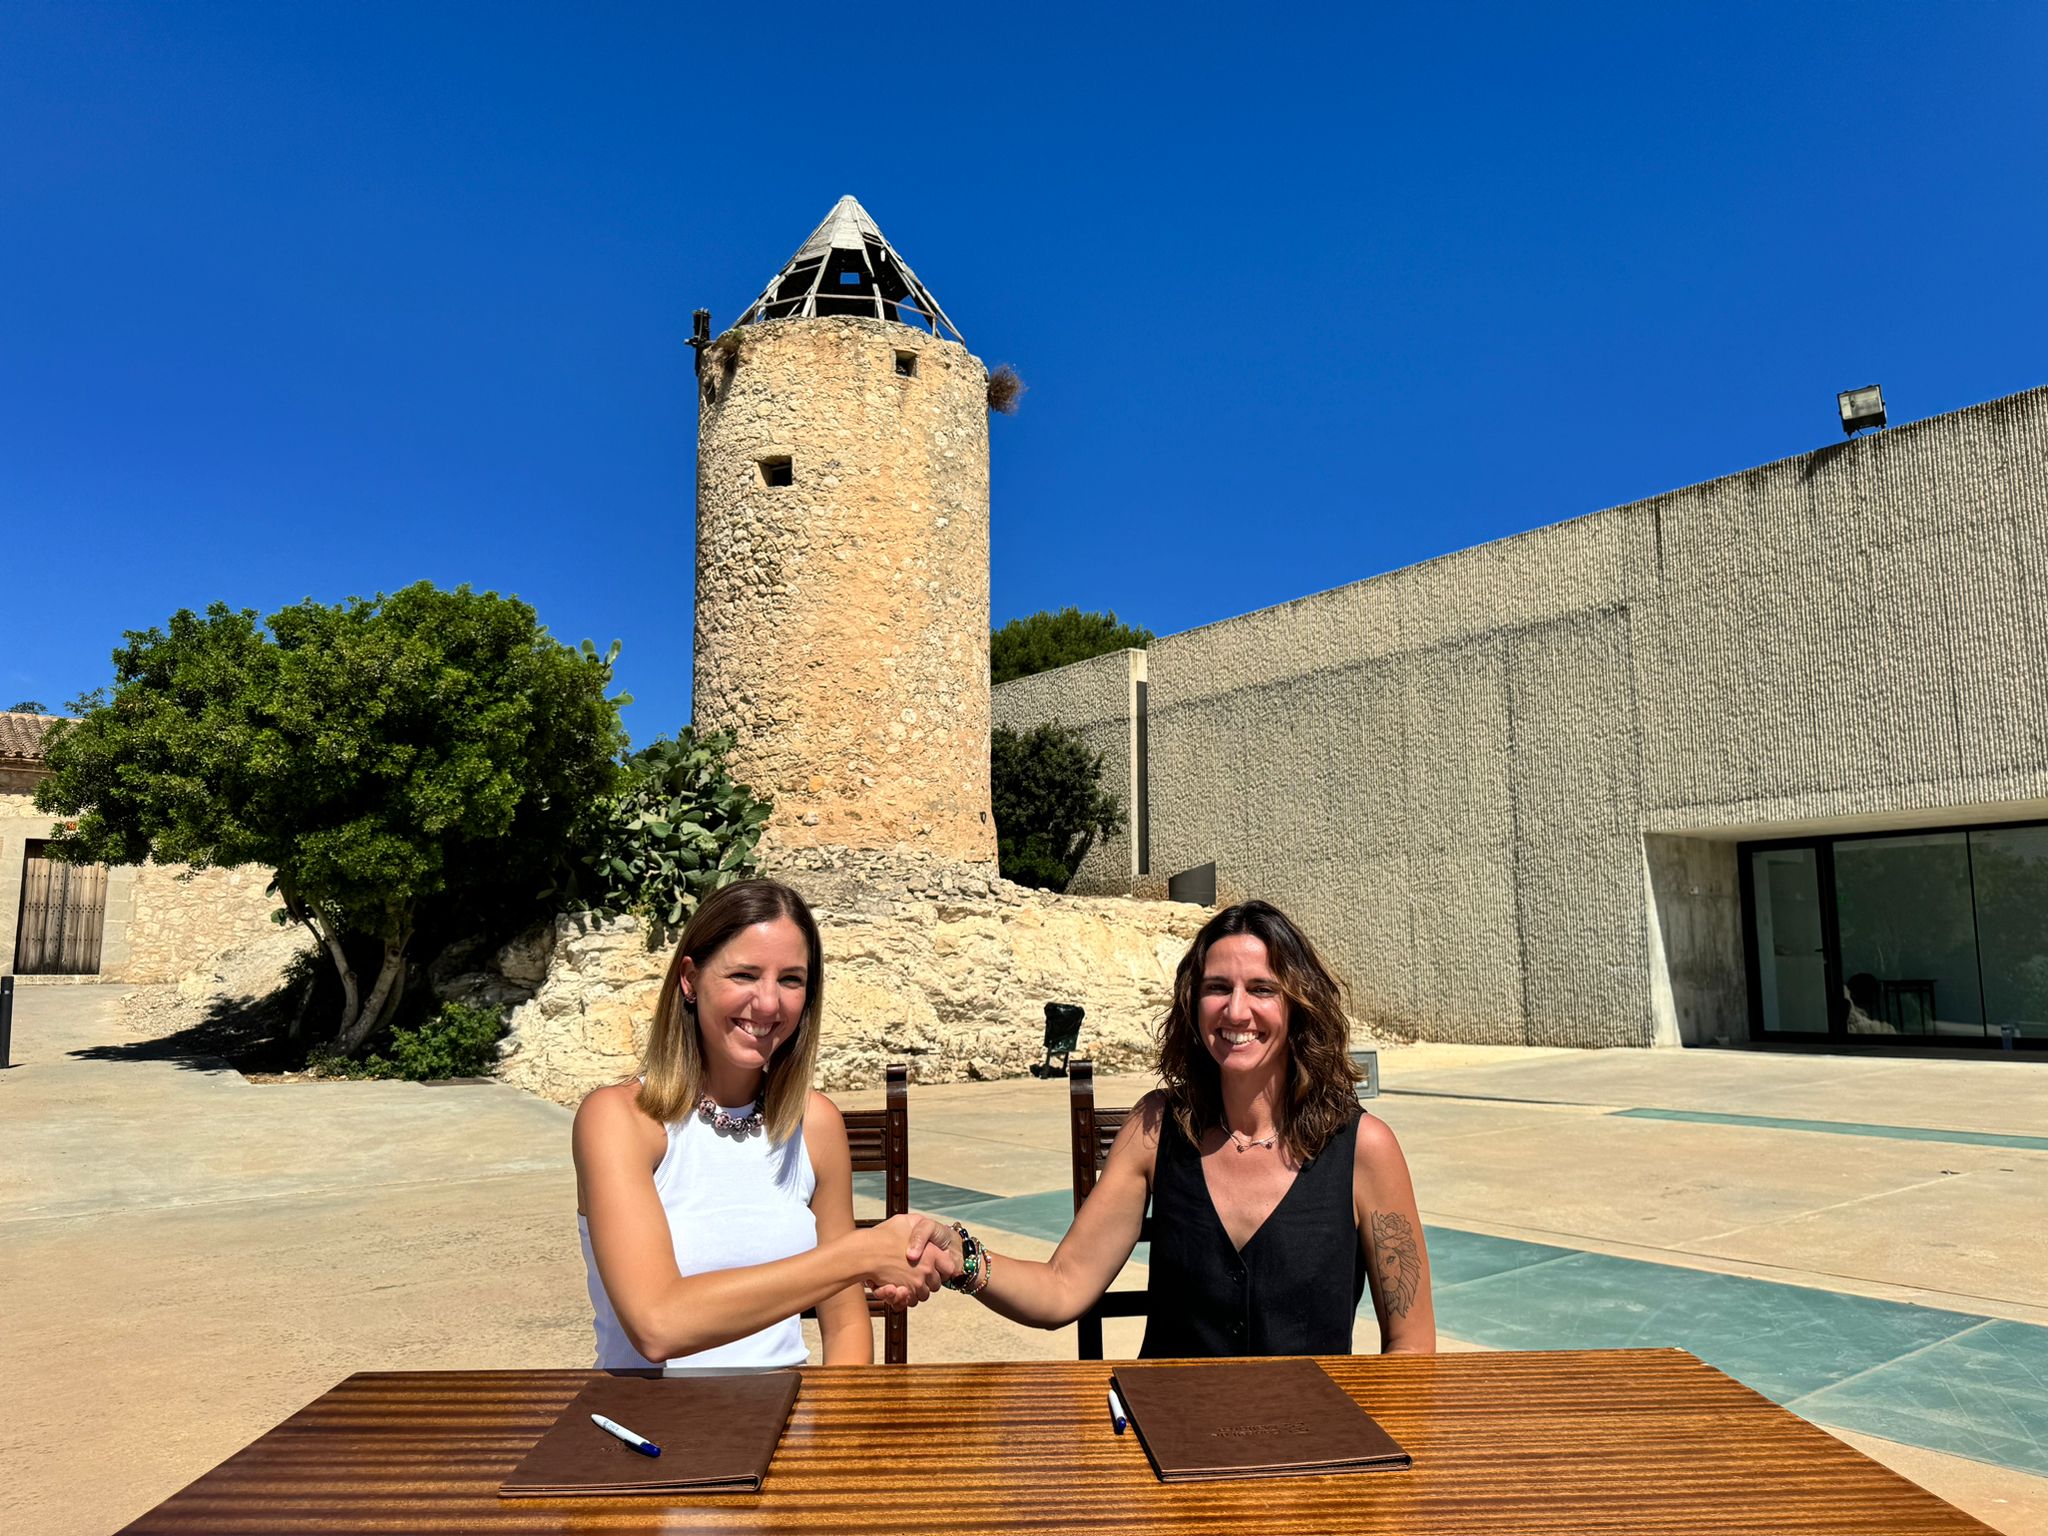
[105,864,283,983]
[993,385,2048,1049]
[694,318,994,864]
[498,856,1214,1108]
[1,766,41,816]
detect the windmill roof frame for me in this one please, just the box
[735,195,963,342]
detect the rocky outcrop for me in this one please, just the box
[496,854,1211,1107]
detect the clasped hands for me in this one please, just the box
[863,1212,964,1309]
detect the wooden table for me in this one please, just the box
[118,1350,1992,1534]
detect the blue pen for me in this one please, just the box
[1106,1387,1128,1435]
[592,1413,662,1457]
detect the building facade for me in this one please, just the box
[1,713,277,983]
[994,386,2048,1052]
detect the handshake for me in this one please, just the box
[862,1213,974,1309]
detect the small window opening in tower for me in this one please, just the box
[838,270,863,286]
[894,351,917,378]
[758,455,793,488]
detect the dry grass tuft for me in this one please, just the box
[699,330,743,404]
[986,364,1026,415]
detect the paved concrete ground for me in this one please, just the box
[3,987,2044,1535]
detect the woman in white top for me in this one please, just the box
[574,878,956,1368]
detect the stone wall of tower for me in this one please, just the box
[694,317,995,863]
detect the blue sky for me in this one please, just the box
[4,2,2044,744]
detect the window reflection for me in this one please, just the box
[1832,833,1985,1039]
[1973,826,2048,1041]
[1746,821,2048,1047]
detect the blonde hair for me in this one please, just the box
[636,879,824,1143]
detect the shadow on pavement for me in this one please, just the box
[69,984,304,1074]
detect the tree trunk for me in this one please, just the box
[340,939,407,1056]
[277,880,360,1046]
[324,929,365,1047]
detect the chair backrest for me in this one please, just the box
[1068,1060,1151,1359]
[1065,1050,1382,1359]
[834,1061,910,1364]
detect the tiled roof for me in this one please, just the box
[0,712,63,762]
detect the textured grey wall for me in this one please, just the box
[993,386,2048,1047]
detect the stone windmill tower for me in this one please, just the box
[692,196,996,873]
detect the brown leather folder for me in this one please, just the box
[1111,1358,1411,1482]
[499,1372,801,1497]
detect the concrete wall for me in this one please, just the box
[989,648,1144,894]
[994,385,2048,1047]
[694,317,994,864]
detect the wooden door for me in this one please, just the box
[13,841,107,975]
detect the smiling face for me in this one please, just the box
[681,916,812,1105]
[1198,933,1292,1085]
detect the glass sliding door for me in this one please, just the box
[1972,825,2048,1042]
[1749,847,1831,1035]
[1742,818,2045,1051]
[1832,832,1986,1040]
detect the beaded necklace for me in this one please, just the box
[696,1095,766,1139]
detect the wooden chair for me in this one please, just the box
[807,1061,910,1363]
[1066,1049,1382,1360]
[1068,1060,1151,1360]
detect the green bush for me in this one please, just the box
[582,729,773,946]
[307,1001,506,1081]
[991,722,1124,891]
[991,608,1151,686]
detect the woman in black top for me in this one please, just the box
[943,900,1435,1355]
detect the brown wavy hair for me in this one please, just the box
[1157,900,1361,1162]
[636,879,824,1143]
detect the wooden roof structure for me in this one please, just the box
[736,195,961,341]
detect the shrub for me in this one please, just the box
[991,608,1151,685]
[991,722,1124,891]
[370,1001,508,1081]
[582,729,773,945]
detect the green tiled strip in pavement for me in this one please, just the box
[851,1173,1012,1213]
[855,1173,2048,1479]
[1612,1107,2048,1153]
[1424,1226,2048,1479]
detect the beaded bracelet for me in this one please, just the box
[944,1221,984,1294]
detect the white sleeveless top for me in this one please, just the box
[579,1101,818,1370]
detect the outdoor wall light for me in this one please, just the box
[1838,385,1887,436]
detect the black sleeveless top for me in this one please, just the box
[1139,1109,1367,1358]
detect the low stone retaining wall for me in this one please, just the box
[497,855,1211,1107]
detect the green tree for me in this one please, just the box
[580,728,774,946]
[36,584,626,1053]
[990,722,1125,890]
[7,699,48,714]
[990,608,1151,686]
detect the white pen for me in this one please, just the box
[1106,1387,1128,1435]
[591,1412,662,1457]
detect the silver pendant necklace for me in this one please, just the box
[1228,1127,1279,1153]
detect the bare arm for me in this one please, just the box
[967,1095,1159,1329]
[803,1092,874,1365]
[573,1083,945,1362]
[1354,1113,1436,1353]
